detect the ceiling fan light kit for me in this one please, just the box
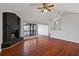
[43,8,48,12]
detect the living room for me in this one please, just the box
[0,2,79,57]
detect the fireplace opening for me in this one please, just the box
[10,33,15,39]
[10,30,20,39]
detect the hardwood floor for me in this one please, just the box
[0,36,79,56]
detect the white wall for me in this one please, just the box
[0,11,2,52]
[50,12,79,43]
[20,19,24,37]
[38,24,48,36]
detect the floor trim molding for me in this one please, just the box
[0,49,2,52]
[51,37,79,44]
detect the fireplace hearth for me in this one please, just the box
[2,12,23,49]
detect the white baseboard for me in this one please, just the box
[0,49,2,52]
[50,36,79,44]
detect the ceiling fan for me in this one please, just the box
[37,3,54,12]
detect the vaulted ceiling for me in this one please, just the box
[0,3,79,24]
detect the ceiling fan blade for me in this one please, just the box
[47,8,51,12]
[43,3,46,6]
[42,9,44,12]
[37,7,43,9]
[43,3,48,7]
[48,5,54,7]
